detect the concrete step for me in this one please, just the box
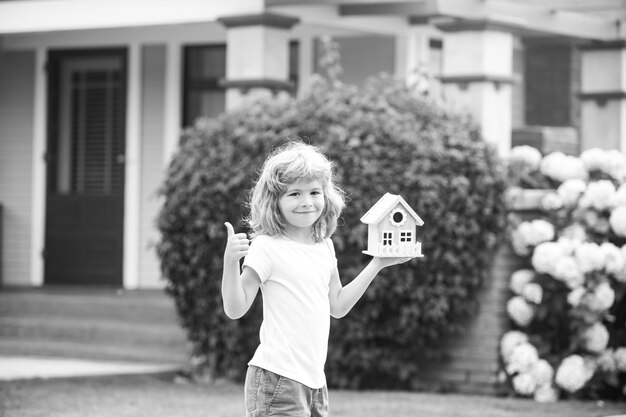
[0,287,191,365]
[0,316,187,348]
[0,338,187,364]
[0,288,181,324]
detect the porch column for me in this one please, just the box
[438,21,515,155]
[217,13,299,111]
[398,21,433,94]
[579,41,626,151]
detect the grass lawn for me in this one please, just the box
[1,373,624,417]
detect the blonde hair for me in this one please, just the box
[247,141,345,242]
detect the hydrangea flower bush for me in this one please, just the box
[501,146,626,401]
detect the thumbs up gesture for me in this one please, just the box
[223,222,250,264]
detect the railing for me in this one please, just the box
[377,242,422,257]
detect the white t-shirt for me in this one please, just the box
[243,234,337,389]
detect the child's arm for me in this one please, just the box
[328,257,410,319]
[221,222,261,319]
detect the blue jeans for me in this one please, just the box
[244,365,329,417]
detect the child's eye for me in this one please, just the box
[288,192,300,197]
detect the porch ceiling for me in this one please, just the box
[267,0,625,41]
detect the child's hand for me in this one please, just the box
[223,222,250,264]
[372,256,412,270]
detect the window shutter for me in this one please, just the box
[70,69,123,195]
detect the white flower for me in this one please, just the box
[511,220,556,256]
[582,322,610,354]
[510,269,535,295]
[509,145,542,170]
[522,282,543,304]
[575,242,605,274]
[614,347,626,372]
[581,148,626,180]
[554,256,584,289]
[500,330,529,363]
[567,287,586,307]
[532,242,565,275]
[555,355,594,393]
[616,246,626,283]
[582,209,611,234]
[507,296,535,327]
[609,206,626,237]
[530,359,554,386]
[511,223,534,256]
[557,179,587,207]
[597,349,617,373]
[561,223,587,245]
[540,152,588,183]
[603,149,626,180]
[555,237,577,256]
[529,219,556,245]
[541,192,564,211]
[615,184,626,206]
[561,223,587,242]
[611,168,626,184]
[506,342,539,374]
[586,281,615,312]
[512,373,537,396]
[579,180,617,211]
[600,242,625,276]
[580,148,607,172]
[533,384,559,403]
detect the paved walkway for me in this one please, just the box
[0,356,181,381]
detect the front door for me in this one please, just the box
[45,49,126,285]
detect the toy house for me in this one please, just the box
[360,193,424,258]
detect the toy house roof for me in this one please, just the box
[360,193,424,226]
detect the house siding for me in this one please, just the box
[139,44,166,288]
[0,50,35,286]
[323,36,395,88]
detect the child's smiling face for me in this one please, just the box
[279,179,325,236]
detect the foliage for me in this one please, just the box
[157,43,508,390]
[501,146,626,401]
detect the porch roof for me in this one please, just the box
[0,0,623,41]
[267,0,625,41]
[0,0,264,35]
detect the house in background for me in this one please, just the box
[361,193,424,258]
[0,0,625,290]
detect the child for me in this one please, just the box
[222,141,411,417]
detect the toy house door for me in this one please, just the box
[399,229,413,253]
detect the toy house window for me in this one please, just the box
[382,232,393,246]
[400,231,412,242]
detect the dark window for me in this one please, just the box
[182,41,299,128]
[288,41,299,89]
[393,211,404,223]
[182,45,226,127]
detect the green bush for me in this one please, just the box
[156,74,509,389]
